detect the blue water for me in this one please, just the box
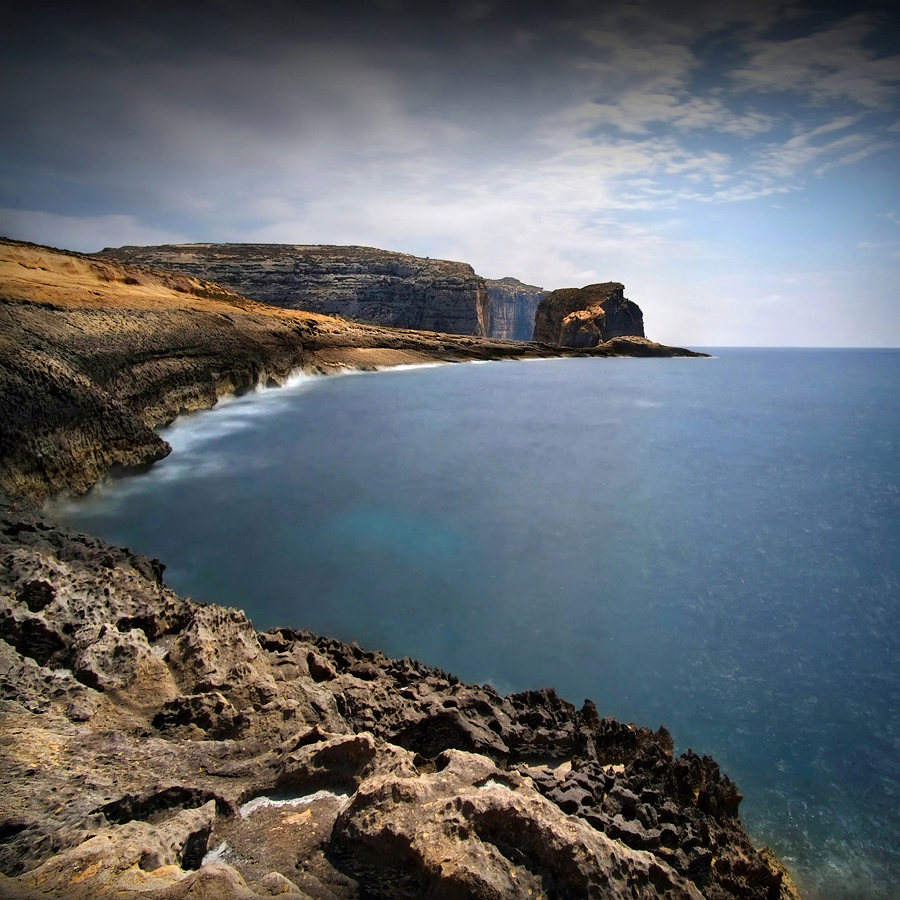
[55,350,900,900]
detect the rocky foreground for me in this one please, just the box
[0,238,798,899]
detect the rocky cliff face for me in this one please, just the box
[484,277,547,341]
[532,282,645,347]
[100,244,491,337]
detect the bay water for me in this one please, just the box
[56,349,900,900]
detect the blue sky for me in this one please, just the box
[2,0,899,345]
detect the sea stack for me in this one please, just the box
[532,282,645,347]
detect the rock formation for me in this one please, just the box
[484,277,547,341]
[99,243,491,337]
[532,282,645,347]
[0,237,788,900]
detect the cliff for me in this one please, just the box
[484,277,547,341]
[99,243,491,337]
[532,282,645,347]
[0,238,794,900]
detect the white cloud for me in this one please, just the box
[814,141,896,176]
[711,114,894,194]
[584,93,777,137]
[731,13,900,108]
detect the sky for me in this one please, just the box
[1,0,899,346]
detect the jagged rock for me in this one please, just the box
[532,282,645,347]
[15,802,216,899]
[99,244,491,337]
[0,490,802,900]
[332,748,705,899]
[484,277,546,340]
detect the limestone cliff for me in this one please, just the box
[484,277,547,341]
[100,243,491,337]
[532,282,645,347]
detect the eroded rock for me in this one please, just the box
[0,490,801,900]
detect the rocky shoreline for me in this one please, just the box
[0,238,799,899]
[0,238,703,503]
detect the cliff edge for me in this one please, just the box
[99,243,491,338]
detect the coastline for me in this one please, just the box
[0,238,798,899]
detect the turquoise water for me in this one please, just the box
[56,350,900,900]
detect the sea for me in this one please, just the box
[54,348,900,900]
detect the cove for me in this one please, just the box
[56,349,900,900]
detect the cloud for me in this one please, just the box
[731,12,900,108]
[814,140,896,176]
[754,118,867,178]
[584,93,777,137]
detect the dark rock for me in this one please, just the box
[152,692,246,739]
[532,281,645,347]
[603,784,641,819]
[16,580,55,613]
